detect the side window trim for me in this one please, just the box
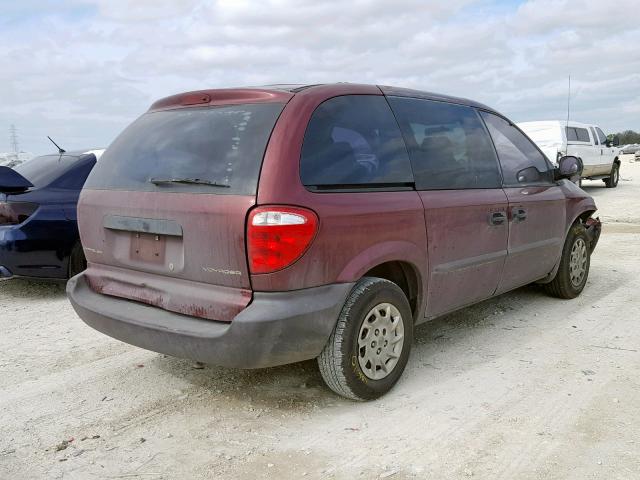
[478,110,555,187]
[590,126,599,145]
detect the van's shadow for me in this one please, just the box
[0,278,67,300]
[153,269,625,409]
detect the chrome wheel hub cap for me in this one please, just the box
[569,238,588,287]
[357,303,404,380]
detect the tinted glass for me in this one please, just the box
[387,97,501,190]
[300,95,413,188]
[15,154,79,188]
[596,127,608,144]
[576,127,590,142]
[589,127,599,145]
[86,103,284,195]
[481,112,552,186]
[565,127,578,141]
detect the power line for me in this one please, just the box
[9,124,19,153]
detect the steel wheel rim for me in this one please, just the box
[569,238,588,287]
[614,168,619,183]
[357,303,405,380]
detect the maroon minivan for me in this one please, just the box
[68,84,601,400]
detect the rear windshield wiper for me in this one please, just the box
[149,177,230,188]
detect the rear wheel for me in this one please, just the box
[68,243,87,278]
[545,223,590,299]
[604,163,619,188]
[318,277,413,401]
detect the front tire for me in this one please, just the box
[318,277,413,401]
[545,223,590,299]
[604,163,619,188]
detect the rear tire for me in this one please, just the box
[545,223,590,299]
[318,277,413,401]
[604,163,619,188]
[68,243,87,279]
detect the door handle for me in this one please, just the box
[489,211,507,226]
[512,208,527,222]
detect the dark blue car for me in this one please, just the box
[0,149,103,280]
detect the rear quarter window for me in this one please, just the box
[85,103,285,195]
[300,95,413,189]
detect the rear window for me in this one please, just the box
[15,154,79,188]
[85,103,285,195]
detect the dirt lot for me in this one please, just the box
[2,157,639,480]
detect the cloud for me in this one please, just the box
[0,0,638,154]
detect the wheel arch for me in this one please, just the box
[362,261,422,321]
[336,241,426,322]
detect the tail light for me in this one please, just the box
[247,206,318,274]
[0,201,38,226]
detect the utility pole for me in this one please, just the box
[9,124,19,153]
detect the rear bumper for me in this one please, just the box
[67,272,354,369]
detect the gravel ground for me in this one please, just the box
[2,157,639,480]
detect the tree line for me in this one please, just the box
[607,130,640,144]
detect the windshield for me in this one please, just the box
[85,103,285,195]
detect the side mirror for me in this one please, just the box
[555,155,583,181]
[613,136,620,147]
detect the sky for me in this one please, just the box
[1,0,639,155]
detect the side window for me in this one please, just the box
[565,127,578,142]
[386,97,501,190]
[596,127,608,145]
[481,112,552,186]
[300,95,413,188]
[589,127,599,145]
[575,128,590,143]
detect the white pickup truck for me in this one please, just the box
[518,120,621,188]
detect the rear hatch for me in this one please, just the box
[79,92,289,321]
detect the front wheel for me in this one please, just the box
[604,163,619,188]
[545,223,590,299]
[318,277,413,401]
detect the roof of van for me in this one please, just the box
[263,83,497,111]
[149,83,500,115]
